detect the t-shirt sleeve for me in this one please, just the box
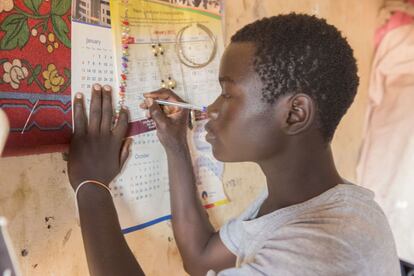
[218,223,360,276]
[216,243,294,276]
[214,186,401,276]
[219,217,241,257]
[217,223,399,276]
[216,240,341,276]
[219,190,269,257]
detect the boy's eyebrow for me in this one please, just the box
[218,76,236,83]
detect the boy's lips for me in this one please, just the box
[205,131,216,143]
[204,122,216,143]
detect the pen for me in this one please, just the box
[155,99,207,112]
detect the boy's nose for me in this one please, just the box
[206,99,219,120]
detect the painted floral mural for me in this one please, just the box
[0,0,71,93]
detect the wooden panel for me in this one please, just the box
[0,1,382,275]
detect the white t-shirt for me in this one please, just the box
[213,184,400,275]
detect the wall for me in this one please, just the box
[0,0,383,275]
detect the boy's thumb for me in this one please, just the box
[120,138,132,168]
[146,98,167,128]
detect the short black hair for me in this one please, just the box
[231,13,359,141]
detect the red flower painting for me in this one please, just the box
[0,0,72,156]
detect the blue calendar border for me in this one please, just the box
[122,214,172,234]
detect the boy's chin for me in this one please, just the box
[211,147,226,162]
[211,148,243,163]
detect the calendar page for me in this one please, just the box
[71,21,115,111]
[72,0,227,233]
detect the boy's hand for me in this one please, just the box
[68,84,131,190]
[140,89,189,152]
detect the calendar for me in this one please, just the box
[72,0,227,233]
[71,21,115,111]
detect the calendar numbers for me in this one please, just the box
[72,22,116,119]
[112,159,165,201]
[79,49,114,91]
[111,131,169,202]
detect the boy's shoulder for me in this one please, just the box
[269,184,392,244]
[219,184,400,275]
[227,183,383,227]
[234,184,392,241]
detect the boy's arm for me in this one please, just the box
[68,85,144,276]
[166,147,236,275]
[77,184,144,276]
[143,90,236,276]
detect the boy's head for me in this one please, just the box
[206,13,359,162]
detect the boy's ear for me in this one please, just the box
[282,93,315,135]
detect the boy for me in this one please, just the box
[68,14,400,275]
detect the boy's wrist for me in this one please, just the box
[165,141,190,156]
[70,175,111,190]
[77,182,112,204]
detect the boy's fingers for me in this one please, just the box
[169,108,189,122]
[113,107,129,139]
[142,100,181,116]
[146,98,167,128]
[73,93,87,136]
[101,85,113,133]
[89,84,103,134]
[139,102,149,110]
[143,88,184,102]
[120,138,132,168]
[141,101,180,114]
[143,89,170,100]
[163,105,180,115]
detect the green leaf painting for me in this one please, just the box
[64,68,70,78]
[0,14,29,50]
[28,64,42,85]
[24,0,43,14]
[0,0,71,50]
[51,0,71,16]
[51,15,71,48]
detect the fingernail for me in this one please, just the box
[93,83,101,91]
[145,98,153,107]
[145,111,151,118]
[103,85,111,92]
[75,93,82,99]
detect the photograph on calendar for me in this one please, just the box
[157,0,221,13]
[71,0,111,27]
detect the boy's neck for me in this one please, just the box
[257,142,342,217]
